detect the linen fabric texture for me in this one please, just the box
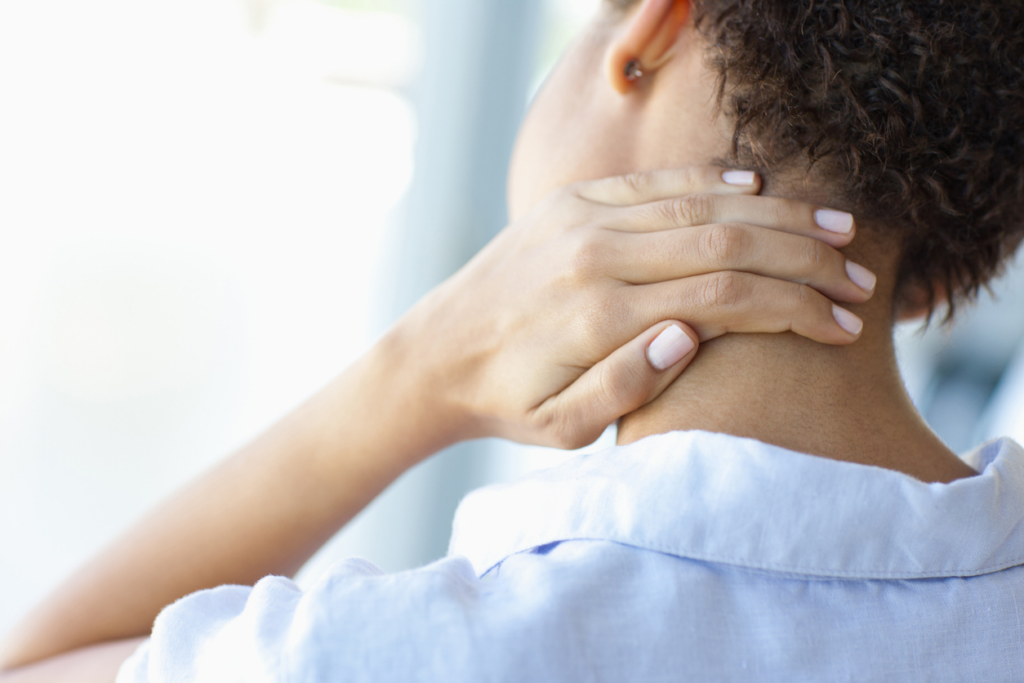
[118,430,1024,682]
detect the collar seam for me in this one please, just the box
[469,536,1024,580]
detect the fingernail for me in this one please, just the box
[845,260,877,292]
[722,170,756,186]
[647,325,696,370]
[815,209,854,234]
[832,305,864,336]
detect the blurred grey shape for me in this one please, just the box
[299,0,544,580]
[896,255,1024,454]
[978,343,1024,445]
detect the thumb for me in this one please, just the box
[538,321,699,449]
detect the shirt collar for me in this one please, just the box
[449,430,1024,580]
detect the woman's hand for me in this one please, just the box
[0,166,873,676]
[390,166,873,451]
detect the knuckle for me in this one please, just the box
[531,185,577,227]
[700,224,746,266]
[621,171,650,195]
[543,183,575,207]
[794,282,817,309]
[562,234,606,284]
[550,183,574,200]
[701,271,745,309]
[575,293,622,345]
[765,197,792,226]
[664,194,715,227]
[570,177,604,203]
[560,185,588,210]
[800,238,829,272]
[548,416,591,451]
[789,283,823,332]
[595,360,644,413]
[671,166,701,193]
[684,166,704,188]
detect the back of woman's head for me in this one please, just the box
[612,0,1024,316]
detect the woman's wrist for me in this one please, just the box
[0,322,474,674]
[348,315,471,472]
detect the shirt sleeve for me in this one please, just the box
[114,556,500,683]
[115,637,151,683]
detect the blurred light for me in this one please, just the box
[895,257,1024,451]
[529,0,599,97]
[0,0,418,638]
[980,346,1024,445]
[260,2,423,88]
[31,246,232,403]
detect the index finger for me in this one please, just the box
[605,193,857,248]
[573,167,762,206]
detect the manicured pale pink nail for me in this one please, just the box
[845,260,877,292]
[832,305,864,336]
[815,209,854,234]
[722,170,756,186]
[647,325,696,370]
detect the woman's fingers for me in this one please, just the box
[573,166,762,206]
[607,223,876,303]
[607,193,856,248]
[532,322,699,450]
[604,271,864,346]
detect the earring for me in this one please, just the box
[624,59,644,82]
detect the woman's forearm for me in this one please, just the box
[0,330,447,671]
[0,167,867,674]
[0,639,146,683]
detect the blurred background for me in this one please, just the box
[1,0,1022,639]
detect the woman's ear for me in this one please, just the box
[605,0,692,94]
[896,281,950,322]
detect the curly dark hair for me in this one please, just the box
[612,0,1024,317]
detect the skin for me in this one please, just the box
[508,0,977,482]
[0,166,870,681]
[0,0,976,680]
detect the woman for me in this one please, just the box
[4,0,1024,679]
[0,174,868,682]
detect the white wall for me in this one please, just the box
[0,0,417,638]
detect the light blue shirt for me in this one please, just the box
[119,430,1024,682]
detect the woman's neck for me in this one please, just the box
[617,327,979,484]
